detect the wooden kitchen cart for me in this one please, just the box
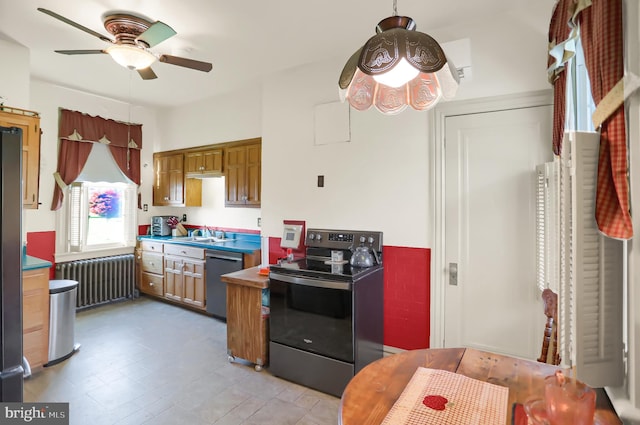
[221,266,269,371]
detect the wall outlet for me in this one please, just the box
[143,204,148,212]
[317,175,324,187]
[182,214,187,222]
[257,217,261,227]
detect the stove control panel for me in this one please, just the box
[306,229,383,252]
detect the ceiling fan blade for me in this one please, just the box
[137,67,158,80]
[54,49,106,55]
[136,21,176,48]
[158,55,212,72]
[37,8,113,43]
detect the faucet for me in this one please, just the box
[201,226,211,238]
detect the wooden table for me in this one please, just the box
[339,347,621,425]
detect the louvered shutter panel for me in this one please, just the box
[536,162,561,293]
[536,164,547,292]
[123,186,137,246]
[565,132,624,388]
[68,182,83,252]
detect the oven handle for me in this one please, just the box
[269,272,352,291]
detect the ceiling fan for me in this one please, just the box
[37,8,213,80]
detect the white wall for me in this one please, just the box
[0,37,30,109]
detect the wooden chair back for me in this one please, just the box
[537,288,561,366]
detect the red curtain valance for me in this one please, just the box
[51,109,142,210]
[59,109,142,149]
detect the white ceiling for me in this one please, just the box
[0,0,554,108]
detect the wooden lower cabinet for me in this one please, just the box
[23,267,50,370]
[222,266,269,370]
[164,244,206,310]
[139,241,165,297]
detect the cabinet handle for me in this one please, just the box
[150,282,154,286]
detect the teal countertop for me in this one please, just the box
[139,232,261,254]
[23,255,53,271]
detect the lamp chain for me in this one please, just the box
[392,0,398,16]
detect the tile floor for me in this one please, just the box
[24,297,340,425]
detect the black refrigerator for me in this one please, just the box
[0,126,24,401]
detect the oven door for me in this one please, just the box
[269,272,353,363]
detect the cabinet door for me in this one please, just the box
[22,268,49,369]
[245,144,261,206]
[202,149,223,175]
[225,146,246,206]
[184,151,204,175]
[153,153,184,206]
[225,143,260,207]
[135,245,142,290]
[164,256,183,301]
[182,259,206,309]
[185,149,223,177]
[0,110,41,209]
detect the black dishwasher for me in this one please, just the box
[205,250,244,319]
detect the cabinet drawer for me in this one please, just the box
[141,252,164,274]
[141,241,164,252]
[164,244,205,260]
[141,272,164,296]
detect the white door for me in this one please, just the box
[443,105,552,359]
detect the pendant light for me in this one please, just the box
[339,0,460,114]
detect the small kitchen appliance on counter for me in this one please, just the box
[151,215,173,236]
[268,228,384,397]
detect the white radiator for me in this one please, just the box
[55,254,135,310]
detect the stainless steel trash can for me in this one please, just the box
[47,279,80,366]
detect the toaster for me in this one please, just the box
[151,216,173,236]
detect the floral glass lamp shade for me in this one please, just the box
[339,15,460,114]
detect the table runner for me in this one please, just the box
[381,367,509,425]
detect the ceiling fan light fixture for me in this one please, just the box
[339,8,459,114]
[106,44,157,70]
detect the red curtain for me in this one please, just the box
[51,109,143,210]
[50,139,93,210]
[577,0,631,239]
[548,0,631,239]
[547,0,574,155]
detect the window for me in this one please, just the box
[67,182,137,252]
[564,36,596,132]
[56,143,138,261]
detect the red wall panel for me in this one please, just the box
[382,246,431,350]
[26,231,56,279]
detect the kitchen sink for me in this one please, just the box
[185,236,233,243]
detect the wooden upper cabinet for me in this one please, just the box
[153,152,184,206]
[225,141,261,207]
[153,152,202,207]
[0,107,41,209]
[185,148,223,177]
